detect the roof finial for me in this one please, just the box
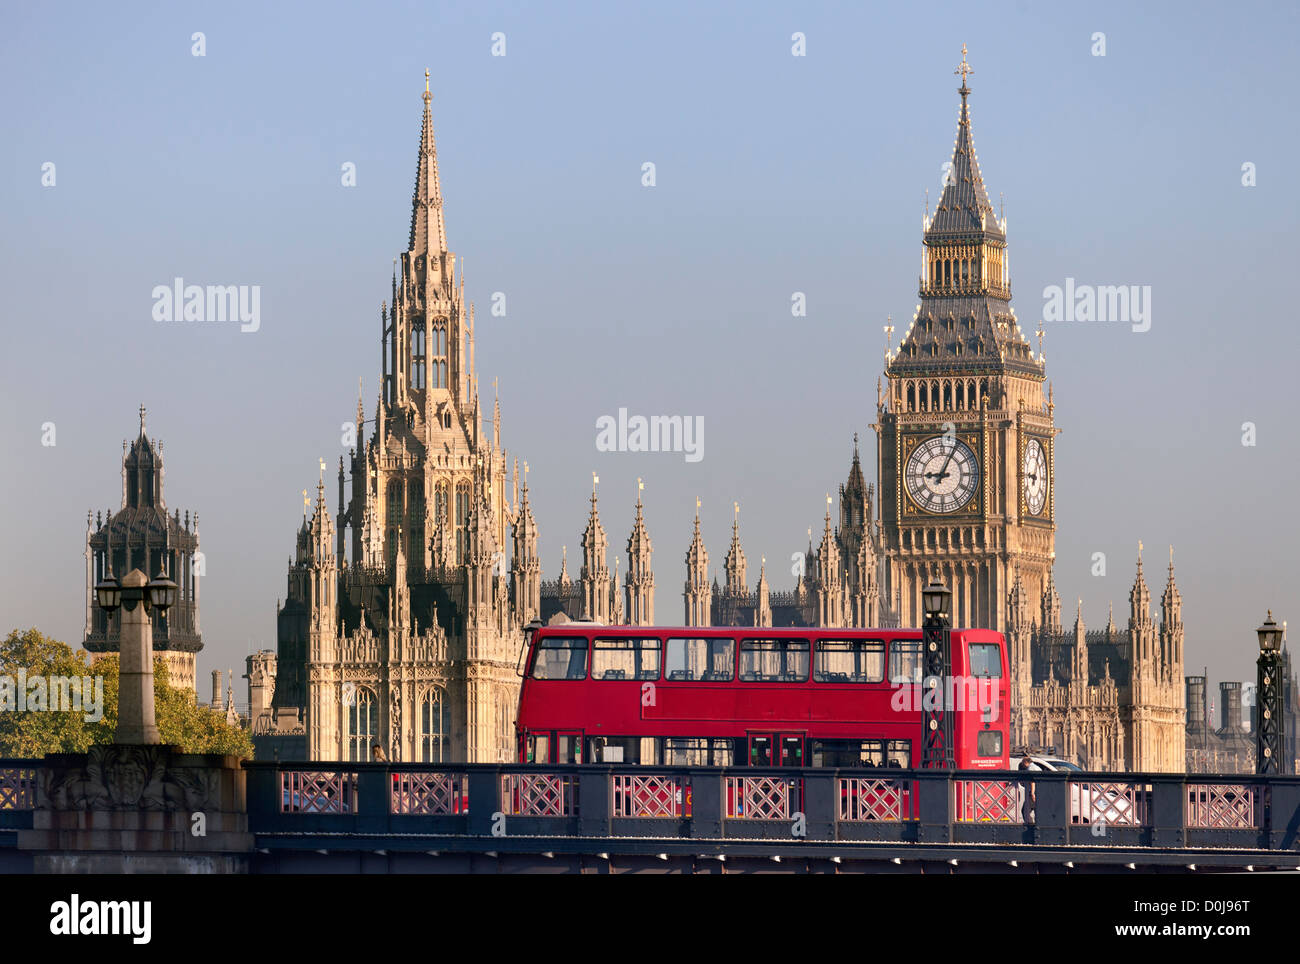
[139,404,147,436]
[423,68,431,104]
[955,43,973,89]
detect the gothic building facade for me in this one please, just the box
[84,408,203,692]
[536,52,1186,772]
[253,76,538,763]
[251,56,1187,772]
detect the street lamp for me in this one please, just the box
[95,568,122,614]
[92,565,167,745]
[921,580,955,769]
[1257,611,1285,774]
[923,581,952,621]
[148,566,178,614]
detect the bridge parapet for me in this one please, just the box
[237,762,1300,853]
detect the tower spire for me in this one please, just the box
[409,69,447,257]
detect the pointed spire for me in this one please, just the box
[1041,568,1061,634]
[926,44,999,241]
[1130,540,1151,625]
[724,500,747,595]
[355,377,365,450]
[409,69,447,256]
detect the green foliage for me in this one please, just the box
[0,627,253,758]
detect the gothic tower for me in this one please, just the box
[266,75,530,764]
[511,462,541,624]
[85,407,203,692]
[624,481,655,626]
[873,47,1056,634]
[684,502,711,626]
[579,481,609,622]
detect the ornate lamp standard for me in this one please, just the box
[1256,611,1285,774]
[94,562,178,744]
[921,580,955,768]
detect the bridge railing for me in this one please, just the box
[3,758,1294,850]
[231,762,1300,850]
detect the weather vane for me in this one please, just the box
[955,43,973,85]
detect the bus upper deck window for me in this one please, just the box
[531,636,589,680]
[665,637,734,681]
[888,639,923,684]
[968,642,1003,678]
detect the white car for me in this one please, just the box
[1012,756,1136,825]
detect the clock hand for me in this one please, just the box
[935,441,958,480]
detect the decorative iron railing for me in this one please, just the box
[839,777,909,821]
[500,773,576,817]
[612,774,684,818]
[280,770,357,814]
[954,778,1023,823]
[5,760,1296,856]
[1072,781,1146,827]
[1187,783,1256,829]
[391,772,467,815]
[726,776,799,819]
[0,768,36,811]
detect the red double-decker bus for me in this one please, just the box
[515,624,1008,770]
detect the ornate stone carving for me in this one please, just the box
[39,745,220,812]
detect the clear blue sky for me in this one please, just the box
[2,0,1296,702]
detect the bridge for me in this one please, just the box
[3,758,1298,873]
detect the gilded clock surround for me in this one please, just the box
[1018,434,1052,522]
[901,432,983,517]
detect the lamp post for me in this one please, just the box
[1256,611,1285,774]
[921,580,955,769]
[94,563,178,744]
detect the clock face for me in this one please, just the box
[905,436,979,513]
[1023,438,1047,516]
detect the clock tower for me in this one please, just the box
[874,47,1056,634]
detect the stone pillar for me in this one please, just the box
[117,569,161,745]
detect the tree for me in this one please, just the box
[0,628,253,758]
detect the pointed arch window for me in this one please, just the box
[455,480,471,565]
[346,687,377,761]
[419,688,451,762]
[409,479,425,563]
[411,323,426,390]
[387,480,403,564]
[431,323,448,390]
